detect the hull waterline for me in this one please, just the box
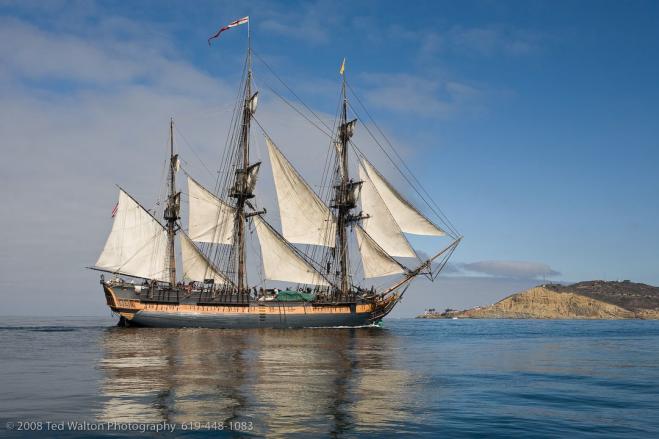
[123,309,376,329]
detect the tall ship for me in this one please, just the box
[91,17,461,328]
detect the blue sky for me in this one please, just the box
[1,0,658,315]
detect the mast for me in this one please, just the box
[330,62,368,299]
[332,63,361,297]
[337,76,350,295]
[164,118,179,286]
[231,25,253,293]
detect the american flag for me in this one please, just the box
[208,16,249,45]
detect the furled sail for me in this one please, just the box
[361,159,445,236]
[231,162,260,198]
[354,225,406,278]
[248,92,259,114]
[180,232,231,284]
[266,137,336,247]
[187,176,235,245]
[244,162,260,195]
[358,163,416,257]
[253,215,329,286]
[96,189,168,281]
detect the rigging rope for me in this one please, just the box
[254,48,459,238]
[346,82,460,237]
[173,124,215,179]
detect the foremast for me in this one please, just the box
[229,27,255,293]
[164,118,180,286]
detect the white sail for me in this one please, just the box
[354,225,405,278]
[361,159,445,236]
[96,190,168,281]
[187,176,235,245]
[266,137,336,247]
[180,233,231,284]
[253,215,329,286]
[358,163,416,257]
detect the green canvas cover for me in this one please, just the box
[274,290,316,302]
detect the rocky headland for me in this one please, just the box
[418,280,659,319]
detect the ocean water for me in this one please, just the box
[0,317,658,438]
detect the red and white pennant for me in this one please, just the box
[208,16,249,45]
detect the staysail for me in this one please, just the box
[187,176,235,245]
[360,159,445,236]
[180,232,231,284]
[266,137,336,247]
[96,189,169,281]
[253,215,329,286]
[354,225,406,278]
[358,162,416,257]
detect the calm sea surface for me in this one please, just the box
[0,317,658,438]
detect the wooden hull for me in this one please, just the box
[102,283,396,329]
[124,309,375,328]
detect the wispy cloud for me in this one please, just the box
[260,0,340,45]
[445,25,541,56]
[459,261,561,279]
[0,17,143,84]
[391,23,543,60]
[0,17,223,97]
[415,255,561,280]
[359,72,483,118]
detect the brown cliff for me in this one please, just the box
[418,281,659,319]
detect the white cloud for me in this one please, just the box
[459,260,561,279]
[359,72,482,118]
[1,18,140,84]
[0,17,224,97]
[0,15,234,314]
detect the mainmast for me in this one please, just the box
[230,26,254,293]
[164,118,180,286]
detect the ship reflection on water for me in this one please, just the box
[97,327,414,435]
